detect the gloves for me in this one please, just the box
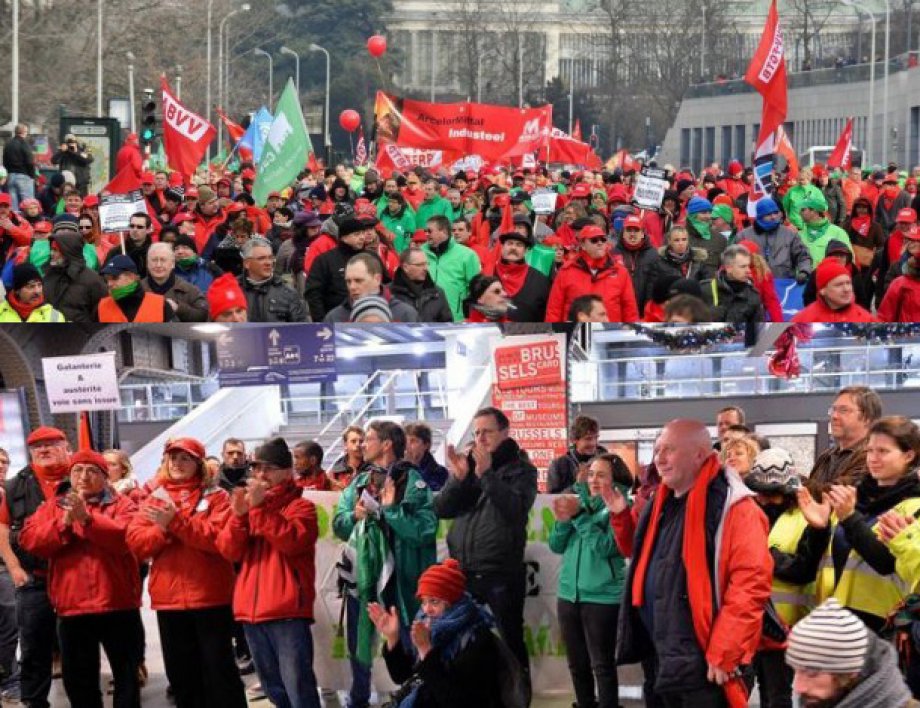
[795,271,808,285]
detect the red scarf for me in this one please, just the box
[495,260,529,297]
[466,309,510,323]
[162,477,204,514]
[580,252,610,271]
[631,454,749,708]
[7,291,43,321]
[850,215,871,237]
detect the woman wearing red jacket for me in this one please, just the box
[737,239,784,322]
[126,438,246,708]
[20,450,142,708]
[216,437,320,708]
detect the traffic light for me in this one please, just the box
[141,89,157,148]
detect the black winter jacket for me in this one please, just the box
[546,444,609,494]
[389,269,454,323]
[614,240,659,314]
[701,272,765,325]
[433,438,537,574]
[303,241,367,321]
[643,247,713,305]
[498,265,552,323]
[44,229,108,322]
[237,274,309,322]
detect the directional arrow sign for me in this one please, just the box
[216,325,337,387]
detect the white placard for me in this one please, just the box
[99,190,147,234]
[531,191,558,215]
[633,167,668,210]
[42,352,120,413]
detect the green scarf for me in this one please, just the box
[802,217,830,245]
[110,280,140,301]
[687,214,712,241]
[354,517,393,666]
[177,256,197,269]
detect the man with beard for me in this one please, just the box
[0,263,66,322]
[493,230,551,322]
[43,222,108,323]
[785,599,915,708]
[191,186,226,261]
[360,169,384,203]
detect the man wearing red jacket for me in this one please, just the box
[616,420,773,708]
[545,225,639,322]
[20,450,142,708]
[216,437,320,708]
[0,193,33,265]
[877,227,920,321]
[792,259,878,323]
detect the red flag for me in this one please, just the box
[355,127,368,166]
[775,126,799,178]
[744,0,788,148]
[215,107,245,145]
[161,76,216,178]
[103,163,143,194]
[827,118,854,170]
[78,412,93,451]
[573,119,582,142]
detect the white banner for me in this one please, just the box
[305,491,571,694]
[633,167,668,210]
[41,352,120,413]
[99,190,147,234]
[531,191,558,215]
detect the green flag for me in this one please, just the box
[253,78,312,206]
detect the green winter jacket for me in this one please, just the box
[548,483,626,605]
[783,184,824,231]
[332,465,437,625]
[800,219,853,264]
[422,238,482,321]
[414,195,452,228]
[378,205,418,254]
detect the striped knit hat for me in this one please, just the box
[786,599,869,674]
[745,448,801,495]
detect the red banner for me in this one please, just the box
[828,118,854,170]
[546,129,602,169]
[161,76,216,178]
[491,335,568,491]
[375,92,551,162]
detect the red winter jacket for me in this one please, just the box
[20,492,141,617]
[126,482,235,611]
[877,274,920,322]
[303,233,337,275]
[791,298,879,323]
[216,481,318,623]
[752,269,784,322]
[544,253,639,322]
[192,210,225,254]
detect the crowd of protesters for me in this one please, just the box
[0,386,918,706]
[4,125,920,323]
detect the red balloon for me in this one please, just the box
[339,109,361,133]
[367,35,387,58]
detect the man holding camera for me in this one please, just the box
[51,135,94,196]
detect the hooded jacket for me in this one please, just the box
[43,228,108,322]
[389,268,454,323]
[643,246,714,306]
[238,273,309,323]
[877,257,920,322]
[735,223,813,279]
[545,252,639,323]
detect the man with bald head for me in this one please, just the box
[615,420,773,708]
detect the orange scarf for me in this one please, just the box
[631,453,748,707]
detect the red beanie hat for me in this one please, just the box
[816,258,851,292]
[207,273,248,320]
[27,427,67,446]
[69,450,108,473]
[737,239,760,255]
[417,558,466,604]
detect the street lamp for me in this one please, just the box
[97,0,103,115]
[126,51,136,133]
[881,0,891,165]
[207,0,213,161]
[11,0,19,126]
[175,64,183,100]
[280,46,300,100]
[477,50,494,103]
[309,43,331,162]
[842,0,877,166]
[218,3,250,149]
[253,47,274,110]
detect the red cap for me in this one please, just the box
[69,450,108,473]
[816,258,851,292]
[34,220,53,234]
[412,229,427,244]
[164,437,206,461]
[27,427,67,446]
[0,194,11,206]
[83,194,99,208]
[623,215,643,230]
[267,191,282,199]
[217,177,232,187]
[172,213,195,225]
[570,183,592,199]
[19,198,41,210]
[897,208,917,224]
[207,273,248,320]
[712,193,735,208]
[416,558,466,604]
[141,172,155,184]
[728,160,743,177]
[906,225,920,241]
[908,178,918,187]
[578,225,607,240]
[240,168,256,180]
[185,187,199,198]
[812,164,827,178]
[606,184,631,204]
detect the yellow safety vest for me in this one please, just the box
[769,508,814,626]
[0,301,66,323]
[816,497,920,620]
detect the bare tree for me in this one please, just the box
[784,0,839,69]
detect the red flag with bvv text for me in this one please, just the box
[161,76,216,178]
[827,118,854,170]
[744,0,787,148]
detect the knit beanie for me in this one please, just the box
[174,235,198,253]
[799,193,828,213]
[12,263,42,292]
[416,558,466,604]
[197,186,217,203]
[253,437,293,469]
[745,448,800,495]
[711,204,735,225]
[207,273,248,320]
[755,198,781,219]
[786,598,869,673]
[350,295,392,323]
[686,197,712,215]
[69,450,108,474]
[816,258,850,292]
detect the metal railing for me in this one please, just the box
[117,382,214,423]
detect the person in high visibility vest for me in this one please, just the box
[96,255,176,323]
[0,263,66,322]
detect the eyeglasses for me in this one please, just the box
[79,225,93,231]
[585,237,607,245]
[828,405,857,416]
[129,224,147,230]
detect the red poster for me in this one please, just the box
[375,92,551,162]
[492,336,568,491]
